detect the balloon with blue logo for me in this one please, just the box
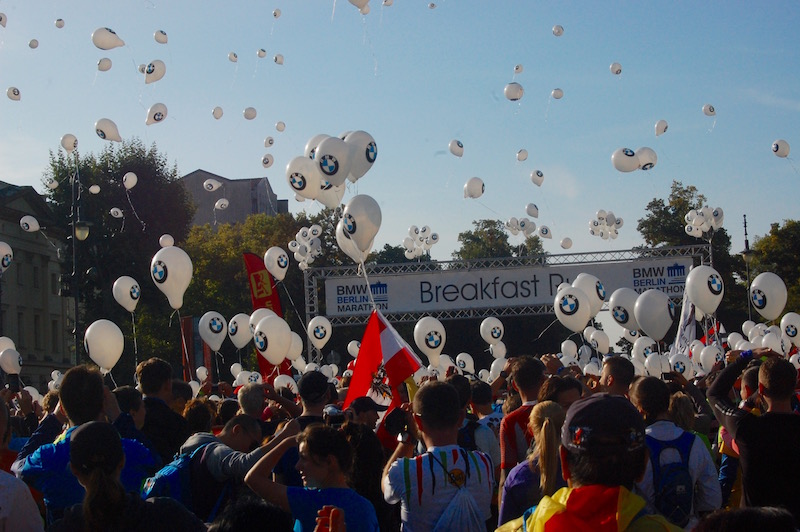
[480,317,504,345]
[249,308,276,333]
[572,273,606,318]
[686,265,724,315]
[449,139,464,157]
[464,177,484,199]
[254,316,291,365]
[780,312,800,348]
[285,156,322,201]
[554,285,591,333]
[228,313,252,349]
[347,340,361,358]
[590,329,610,355]
[315,136,352,187]
[0,241,12,273]
[84,319,124,374]
[632,336,657,364]
[750,272,787,321]
[634,289,675,342]
[264,246,289,282]
[336,219,368,264]
[307,316,332,351]
[92,27,125,50]
[199,311,227,352]
[456,353,475,374]
[414,316,446,365]
[611,147,639,172]
[144,60,166,84]
[344,130,377,182]
[113,276,140,313]
[669,353,694,379]
[609,287,640,331]
[19,215,40,233]
[342,195,382,254]
[150,246,192,309]
[95,118,122,142]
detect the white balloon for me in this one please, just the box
[504,82,524,101]
[560,238,573,250]
[150,246,193,309]
[669,353,694,379]
[635,147,657,170]
[610,62,622,75]
[249,308,276,333]
[342,195,382,253]
[611,147,639,172]
[590,330,610,355]
[699,345,724,372]
[772,139,790,158]
[526,203,539,218]
[530,170,544,187]
[464,177,485,199]
[347,340,361,358]
[273,54,284,65]
[655,119,669,136]
[158,234,174,247]
[343,130,377,180]
[572,273,606,318]
[702,104,716,116]
[199,311,227,351]
[146,103,167,125]
[552,25,564,36]
[254,316,291,365]
[243,107,257,120]
[264,246,289,282]
[212,107,223,119]
[112,276,140,313]
[189,381,200,398]
[228,313,252,349]
[84,320,124,373]
[490,341,507,359]
[551,88,564,99]
[6,87,20,101]
[60,134,78,153]
[456,353,475,374]
[19,216,40,232]
[228,51,238,62]
[414,316,446,363]
[264,136,275,148]
[122,172,137,190]
[336,218,367,264]
[0,338,19,358]
[144,60,166,84]
[686,265,724,315]
[780,312,800,347]
[95,118,122,142]
[287,332,303,361]
[314,136,353,187]
[274,375,298,395]
[609,287,640,331]
[644,354,670,377]
[286,156,322,201]
[0,242,12,273]
[92,27,124,50]
[555,286,591,333]
[634,289,676,341]
[0,349,22,374]
[307,316,333,350]
[154,30,168,44]
[449,139,464,157]
[480,317,504,345]
[517,149,528,162]
[97,58,112,72]
[750,272,787,321]
[276,121,286,132]
[55,18,64,29]
[538,225,552,239]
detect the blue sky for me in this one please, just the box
[0,0,798,265]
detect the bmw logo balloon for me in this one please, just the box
[152,261,167,283]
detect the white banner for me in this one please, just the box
[325,257,693,317]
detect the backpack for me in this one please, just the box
[645,431,696,527]
[141,442,230,521]
[458,419,480,451]
[429,451,485,532]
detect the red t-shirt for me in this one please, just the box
[499,402,535,470]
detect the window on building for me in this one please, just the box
[51,273,58,295]
[34,314,42,349]
[16,312,24,347]
[16,264,23,286]
[51,319,60,353]
[32,266,40,288]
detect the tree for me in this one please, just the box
[453,219,543,260]
[751,220,800,315]
[44,139,195,379]
[636,181,747,329]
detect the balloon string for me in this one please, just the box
[331,0,337,22]
[175,309,193,381]
[131,312,138,367]
[37,230,60,251]
[125,190,146,231]
[107,372,118,389]
[237,348,242,367]
[214,351,222,382]
[279,281,308,331]
[358,260,378,311]
[531,318,560,343]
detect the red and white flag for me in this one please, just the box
[343,310,423,409]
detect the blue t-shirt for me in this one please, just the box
[287,486,379,532]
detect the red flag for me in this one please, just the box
[343,310,423,409]
[242,252,291,383]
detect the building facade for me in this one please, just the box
[181,169,288,227]
[0,182,74,393]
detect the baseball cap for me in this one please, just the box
[350,396,389,414]
[69,421,124,475]
[561,393,645,454]
[297,370,329,403]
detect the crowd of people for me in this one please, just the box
[1,344,799,531]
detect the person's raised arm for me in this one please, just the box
[243,421,300,512]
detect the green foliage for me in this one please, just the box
[453,219,543,260]
[44,140,195,379]
[751,220,800,316]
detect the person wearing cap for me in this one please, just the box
[497,393,681,531]
[50,421,204,531]
[707,348,800,524]
[348,396,388,430]
[272,371,330,488]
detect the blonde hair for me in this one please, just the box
[669,392,694,432]
[527,401,566,497]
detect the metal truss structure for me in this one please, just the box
[303,244,711,330]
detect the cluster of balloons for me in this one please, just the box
[336,195,382,264]
[505,216,536,237]
[554,273,607,334]
[684,206,724,239]
[588,209,624,240]
[611,147,657,172]
[480,317,506,359]
[0,336,21,375]
[286,131,377,208]
[464,177,484,199]
[287,225,323,272]
[402,225,440,259]
[47,370,63,392]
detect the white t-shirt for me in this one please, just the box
[0,470,43,531]
[478,411,503,439]
[383,444,494,532]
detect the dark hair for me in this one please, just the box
[113,385,142,415]
[759,358,797,400]
[470,380,492,405]
[60,365,104,425]
[184,398,214,434]
[171,379,193,402]
[42,390,59,413]
[512,356,546,392]
[297,424,353,477]
[208,494,293,532]
[565,444,647,489]
[413,381,461,430]
[341,422,385,497]
[445,374,471,409]
[538,375,583,404]
[629,376,670,423]
[503,393,522,415]
[0,400,9,445]
[136,358,173,395]
[217,399,240,426]
[694,506,797,532]
[223,413,262,439]
[603,356,635,389]
[741,366,760,395]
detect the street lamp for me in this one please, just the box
[740,214,754,321]
[71,169,90,360]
